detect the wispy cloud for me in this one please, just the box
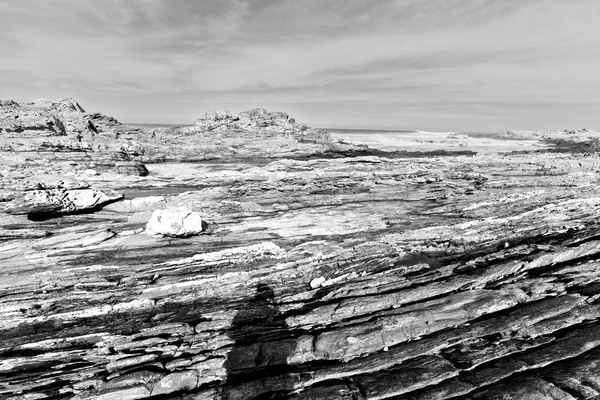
[1,0,599,130]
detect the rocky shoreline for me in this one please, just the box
[3,99,600,399]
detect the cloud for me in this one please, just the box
[1,0,599,130]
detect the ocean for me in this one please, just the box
[328,128,466,152]
[326,128,549,153]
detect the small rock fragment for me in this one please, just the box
[151,370,199,396]
[310,276,326,289]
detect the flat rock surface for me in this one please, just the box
[3,99,600,399]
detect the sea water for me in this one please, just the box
[326,128,549,154]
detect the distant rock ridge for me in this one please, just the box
[3,98,599,167]
[0,97,121,138]
[197,108,308,134]
[502,127,598,141]
[24,97,86,113]
[0,99,352,162]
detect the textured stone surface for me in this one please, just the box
[145,208,207,237]
[3,99,600,399]
[3,187,123,218]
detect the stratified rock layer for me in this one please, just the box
[2,99,600,399]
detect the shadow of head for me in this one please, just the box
[255,283,275,301]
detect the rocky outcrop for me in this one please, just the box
[1,98,94,136]
[198,108,308,134]
[3,187,123,219]
[0,104,67,136]
[3,99,600,399]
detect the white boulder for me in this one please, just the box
[145,208,207,237]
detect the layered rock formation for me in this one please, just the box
[2,99,600,399]
[197,108,306,134]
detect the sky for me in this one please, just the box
[1,0,599,132]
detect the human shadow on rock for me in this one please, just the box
[221,283,295,400]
